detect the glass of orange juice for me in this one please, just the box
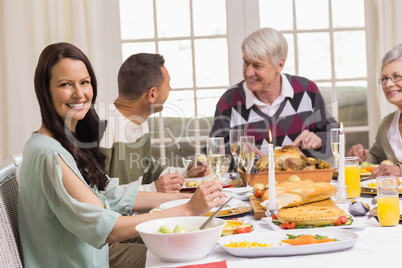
[345,156,360,198]
[377,176,400,227]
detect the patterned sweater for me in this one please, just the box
[210,74,337,159]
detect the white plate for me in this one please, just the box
[361,178,402,189]
[261,216,366,230]
[160,198,244,211]
[222,187,253,201]
[182,177,231,189]
[219,229,358,257]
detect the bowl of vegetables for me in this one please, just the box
[135,216,226,262]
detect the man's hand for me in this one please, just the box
[292,130,322,150]
[155,173,185,193]
[369,164,401,179]
[254,147,264,157]
[186,162,210,178]
[346,143,369,164]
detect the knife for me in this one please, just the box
[165,128,188,159]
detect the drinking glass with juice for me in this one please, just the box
[345,156,360,198]
[377,176,400,227]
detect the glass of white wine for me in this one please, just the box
[230,129,243,172]
[206,137,225,180]
[240,136,255,188]
[331,128,340,168]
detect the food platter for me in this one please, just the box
[361,179,402,195]
[370,207,402,220]
[153,198,252,218]
[218,229,358,257]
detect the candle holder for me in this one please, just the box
[334,184,349,204]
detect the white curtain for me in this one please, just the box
[377,0,402,119]
[0,0,122,161]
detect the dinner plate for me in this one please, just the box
[160,198,244,211]
[218,229,358,257]
[361,179,402,195]
[261,216,366,230]
[222,187,253,201]
[152,198,252,217]
[181,177,232,192]
[370,206,402,220]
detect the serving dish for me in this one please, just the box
[136,216,226,262]
[238,168,334,186]
[218,229,358,257]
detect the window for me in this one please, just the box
[118,0,377,165]
[119,0,229,165]
[259,0,372,151]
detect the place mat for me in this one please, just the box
[361,187,402,195]
[203,203,252,217]
[370,207,402,220]
[163,260,227,268]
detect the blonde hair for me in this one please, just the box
[241,27,288,66]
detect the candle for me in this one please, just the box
[338,123,345,192]
[268,130,277,211]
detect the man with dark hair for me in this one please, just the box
[100,53,207,193]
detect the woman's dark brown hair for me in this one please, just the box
[34,42,108,190]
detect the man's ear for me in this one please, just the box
[276,57,285,72]
[146,87,157,103]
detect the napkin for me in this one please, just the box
[164,260,227,268]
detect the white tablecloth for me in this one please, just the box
[145,192,402,268]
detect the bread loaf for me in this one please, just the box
[261,179,336,208]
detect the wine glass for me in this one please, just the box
[240,136,255,188]
[206,137,225,180]
[331,128,340,168]
[219,155,232,178]
[230,129,243,172]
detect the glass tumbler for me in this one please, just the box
[345,156,360,198]
[377,176,400,227]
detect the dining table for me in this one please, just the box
[145,174,402,268]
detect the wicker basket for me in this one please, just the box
[238,168,335,186]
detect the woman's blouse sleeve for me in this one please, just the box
[101,177,139,215]
[40,150,121,249]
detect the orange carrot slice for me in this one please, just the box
[315,238,335,243]
[281,235,316,245]
[364,166,376,172]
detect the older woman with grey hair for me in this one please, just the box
[347,44,402,178]
[209,27,337,164]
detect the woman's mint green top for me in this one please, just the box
[18,133,139,268]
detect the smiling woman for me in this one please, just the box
[49,59,93,132]
[347,44,402,178]
[18,42,227,268]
